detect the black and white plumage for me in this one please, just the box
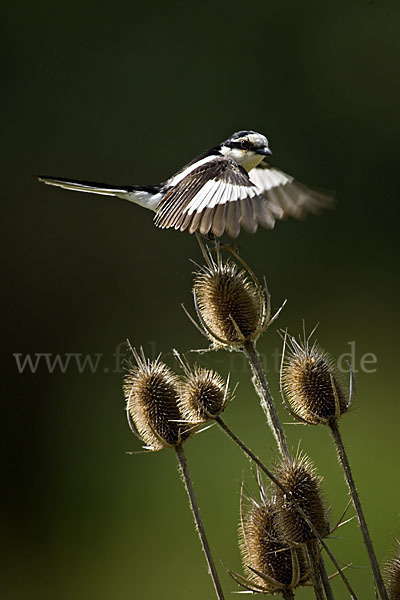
[38,130,334,238]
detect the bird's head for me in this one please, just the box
[220,130,272,172]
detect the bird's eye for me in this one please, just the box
[240,140,251,150]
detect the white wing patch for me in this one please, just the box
[167,155,217,187]
[185,180,258,215]
[249,166,293,191]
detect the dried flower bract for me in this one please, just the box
[281,332,350,425]
[230,484,308,594]
[192,248,269,348]
[179,365,230,423]
[385,540,400,600]
[124,348,189,451]
[273,454,329,544]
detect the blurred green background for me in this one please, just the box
[4,1,400,598]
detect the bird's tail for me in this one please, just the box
[37,176,162,211]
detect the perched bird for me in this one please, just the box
[38,130,334,238]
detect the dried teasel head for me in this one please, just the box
[272,454,329,544]
[281,330,353,425]
[191,246,274,348]
[231,483,308,594]
[385,539,400,600]
[123,347,190,451]
[176,354,232,423]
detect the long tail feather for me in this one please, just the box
[38,176,135,196]
[37,176,162,210]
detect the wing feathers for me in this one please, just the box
[155,157,270,237]
[240,198,258,234]
[225,201,241,238]
[211,203,228,238]
[254,198,276,229]
[249,162,335,221]
[199,207,214,236]
[188,210,204,235]
[155,155,334,238]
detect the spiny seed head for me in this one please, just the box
[385,540,400,599]
[124,352,190,451]
[239,495,308,593]
[179,366,229,423]
[282,335,349,425]
[193,259,266,347]
[273,454,329,544]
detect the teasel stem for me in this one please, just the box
[329,418,388,600]
[306,540,325,600]
[175,444,225,600]
[319,557,335,600]
[243,339,291,461]
[215,416,356,599]
[243,335,331,599]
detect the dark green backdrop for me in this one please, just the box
[4,1,400,598]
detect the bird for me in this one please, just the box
[38,130,334,238]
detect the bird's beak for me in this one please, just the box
[256,147,272,156]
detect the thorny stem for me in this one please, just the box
[243,340,291,460]
[306,540,325,600]
[240,342,343,599]
[215,416,357,599]
[282,590,296,600]
[329,419,388,600]
[319,556,335,600]
[175,444,225,600]
[243,339,335,599]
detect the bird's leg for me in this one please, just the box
[194,231,240,258]
[214,237,241,257]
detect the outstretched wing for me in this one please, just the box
[154,157,281,238]
[249,160,336,219]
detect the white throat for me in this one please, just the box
[220,146,265,172]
